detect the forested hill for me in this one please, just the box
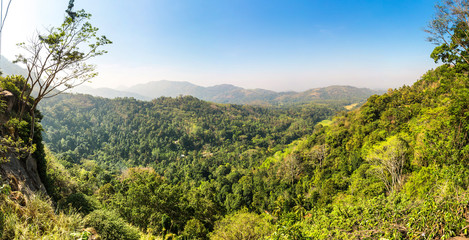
[35,64,469,239]
[72,80,381,105]
[39,94,338,170]
[249,64,469,238]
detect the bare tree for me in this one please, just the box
[309,144,328,167]
[426,0,469,65]
[278,154,302,186]
[14,9,111,140]
[366,136,408,193]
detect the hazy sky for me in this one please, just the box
[1,0,439,91]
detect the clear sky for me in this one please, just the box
[1,0,440,91]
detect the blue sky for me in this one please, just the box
[2,0,439,91]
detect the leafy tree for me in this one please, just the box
[426,0,469,65]
[209,211,273,240]
[109,167,184,234]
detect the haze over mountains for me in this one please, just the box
[0,56,28,77]
[72,81,382,105]
[0,55,381,105]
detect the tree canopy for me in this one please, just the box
[427,0,469,65]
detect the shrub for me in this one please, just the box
[209,211,273,240]
[85,209,140,240]
[59,193,99,215]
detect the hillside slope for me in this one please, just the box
[253,65,469,238]
[0,76,93,239]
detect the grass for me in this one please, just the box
[0,191,85,240]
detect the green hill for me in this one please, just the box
[35,63,469,239]
[250,65,469,238]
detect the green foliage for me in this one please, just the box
[38,94,336,238]
[426,1,469,66]
[404,164,469,201]
[40,95,335,168]
[277,192,469,239]
[108,168,179,233]
[0,75,28,98]
[209,211,273,240]
[58,192,99,215]
[85,209,140,240]
[0,135,35,163]
[14,9,111,107]
[31,62,469,240]
[182,219,208,239]
[37,62,469,239]
[0,99,5,115]
[0,183,11,196]
[43,147,79,202]
[349,166,385,196]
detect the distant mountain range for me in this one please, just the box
[0,56,28,77]
[73,80,383,106]
[0,55,382,105]
[71,85,150,100]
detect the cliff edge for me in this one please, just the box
[0,88,46,195]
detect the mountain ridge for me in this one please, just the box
[75,80,382,106]
[0,56,383,106]
[0,56,28,77]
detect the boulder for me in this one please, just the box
[0,89,16,113]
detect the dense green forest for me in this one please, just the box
[39,94,337,170]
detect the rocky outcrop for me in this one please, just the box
[0,89,15,111]
[0,88,46,195]
[0,154,46,194]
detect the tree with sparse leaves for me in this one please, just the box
[14,8,111,141]
[365,136,408,193]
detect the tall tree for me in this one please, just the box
[14,7,111,140]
